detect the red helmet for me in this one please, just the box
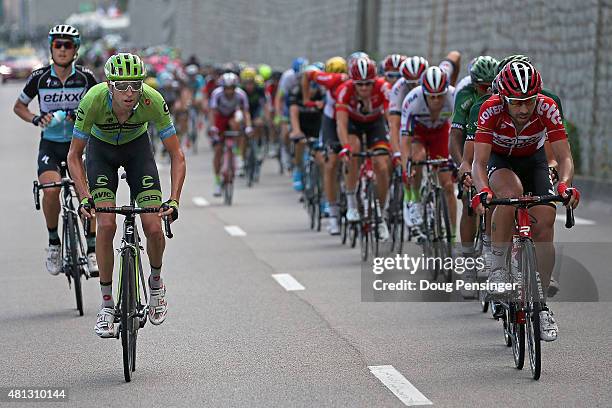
[383,54,406,73]
[497,61,542,99]
[420,66,448,95]
[349,57,377,81]
[400,56,429,82]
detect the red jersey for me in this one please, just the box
[335,77,388,123]
[307,71,348,119]
[204,79,218,98]
[475,94,566,157]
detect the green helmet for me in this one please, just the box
[470,56,499,84]
[258,64,272,80]
[104,53,147,81]
[496,54,531,75]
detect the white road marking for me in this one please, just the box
[368,365,432,406]
[192,196,210,207]
[224,225,247,236]
[556,213,595,226]
[271,274,305,291]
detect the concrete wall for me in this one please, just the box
[128,0,612,176]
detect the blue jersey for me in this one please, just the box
[19,63,97,143]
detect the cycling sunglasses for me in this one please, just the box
[385,72,401,79]
[52,39,75,50]
[504,95,537,106]
[355,80,374,87]
[110,80,143,92]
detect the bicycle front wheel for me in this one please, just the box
[66,213,83,316]
[119,250,138,382]
[522,239,542,380]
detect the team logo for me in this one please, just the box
[162,102,169,113]
[144,98,151,105]
[96,175,108,186]
[141,175,154,188]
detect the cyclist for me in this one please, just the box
[183,64,205,150]
[462,54,568,297]
[13,24,99,276]
[400,66,456,237]
[381,54,406,87]
[67,53,186,338]
[336,56,391,241]
[264,70,282,157]
[449,56,498,290]
[471,62,580,342]
[388,56,429,173]
[241,66,266,161]
[208,72,253,196]
[275,57,309,188]
[302,56,348,235]
[288,63,326,203]
[438,50,462,86]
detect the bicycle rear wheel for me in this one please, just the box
[510,303,525,370]
[66,213,83,316]
[435,189,453,283]
[119,250,137,382]
[422,196,437,281]
[246,140,257,187]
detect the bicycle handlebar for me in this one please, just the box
[33,179,74,210]
[92,206,174,238]
[351,150,390,158]
[479,193,575,229]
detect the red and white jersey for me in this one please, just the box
[400,85,455,135]
[209,86,249,117]
[335,77,388,123]
[474,94,566,157]
[307,71,348,119]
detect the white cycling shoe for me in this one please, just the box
[377,222,390,242]
[45,244,62,276]
[327,217,340,235]
[95,307,118,338]
[486,267,510,300]
[346,208,360,223]
[403,202,423,227]
[87,253,99,277]
[213,183,222,197]
[539,308,558,342]
[148,284,167,325]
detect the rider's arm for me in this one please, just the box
[449,128,464,165]
[13,99,40,124]
[289,104,301,136]
[161,135,186,203]
[335,110,349,146]
[550,138,573,186]
[472,142,492,192]
[301,72,312,105]
[67,138,90,201]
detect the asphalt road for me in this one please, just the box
[0,81,610,407]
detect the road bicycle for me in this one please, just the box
[387,164,405,254]
[220,130,241,205]
[293,134,325,231]
[33,162,90,316]
[408,158,454,281]
[480,193,574,380]
[92,186,173,382]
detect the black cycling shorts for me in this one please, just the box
[37,139,70,176]
[348,117,390,150]
[487,147,554,197]
[299,112,322,139]
[322,115,341,154]
[86,134,162,207]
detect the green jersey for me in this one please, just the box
[73,82,176,145]
[451,83,479,133]
[465,87,565,141]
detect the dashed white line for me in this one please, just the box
[192,196,210,207]
[368,365,432,406]
[271,274,305,291]
[556,213,595,226]
[224,225,247,236]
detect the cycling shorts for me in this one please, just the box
[348,117,390,150]
[322,115,341,154]
[299,112,322,139]
[487,147,554,198]
[86,134,162,207]
[412,122,451,159]
[37,139,70,176]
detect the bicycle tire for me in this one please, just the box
[370,184,380,258]
[510,303,526,370]
[224,181,233,206]
[66,213,83,316]
[246,140,256,188]
[422,195,437,281]
[120,249,137,382]
[388,174,402,253]
[313,164,322,232]
[436,189,453,283]
[522,239,541,380]
[341,215,348,244]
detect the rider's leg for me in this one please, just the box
[530,205,556,289]
[438,171,457,232]
[39,170,62,244]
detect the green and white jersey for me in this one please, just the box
[73,82,175,144]
[451,83,479,133]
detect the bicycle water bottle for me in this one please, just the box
[46,110,67,128]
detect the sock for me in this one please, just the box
[214,174,221,185]
[491,243,509,274]
[403,186,412,202]
[100,281,114,308]
[149,264,163,289]
[48,227,60,246]
[462,243,475,257]
[329,202,339,218]
[346,191,357,210]
[483,234,491,251]
[412,186,421,202]
[86,231,96,254]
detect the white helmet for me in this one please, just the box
[420,66,449,95]
[220,72,239,87]
[48,24,80,46]
[400,56,429,83]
